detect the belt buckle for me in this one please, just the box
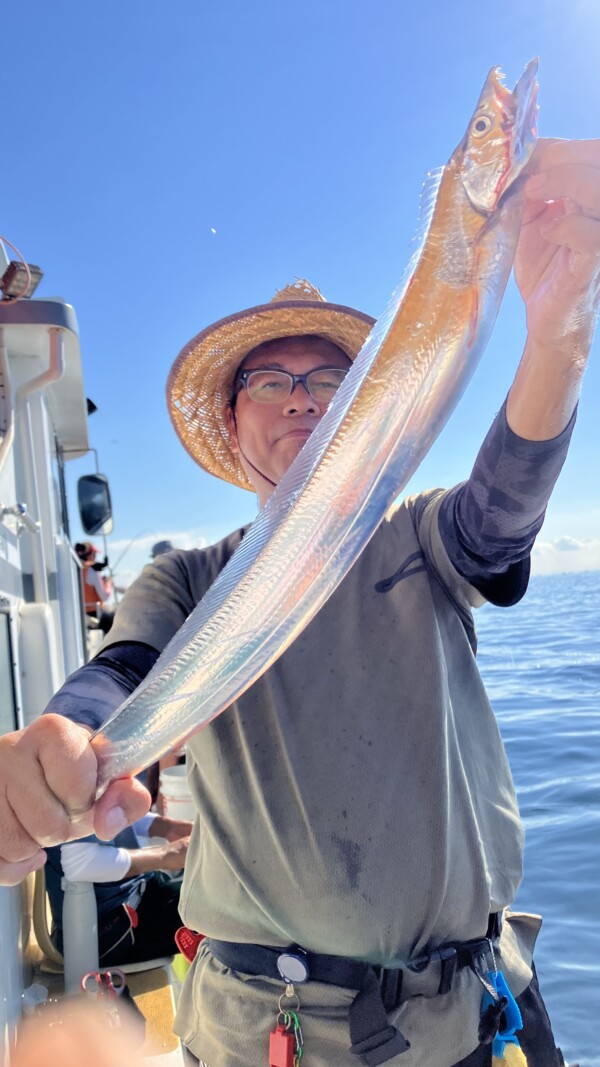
[436,946,457,995]
[378,967,403,1012]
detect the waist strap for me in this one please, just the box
[207,914,501,1067]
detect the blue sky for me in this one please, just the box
[3,0,599,585]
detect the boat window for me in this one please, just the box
[0,610,18,734]
[52,441,70,538]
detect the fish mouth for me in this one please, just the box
[460,59,539,215]
[496,58,539,197]
[509,58,538,169]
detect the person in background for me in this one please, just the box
[75,542,114,636]
[45,810,191,965]
[151,540,175,559]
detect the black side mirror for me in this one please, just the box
[77,474,113,536]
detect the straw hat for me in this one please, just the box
[167,279,375,491]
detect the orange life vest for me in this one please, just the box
[82,562,111,614]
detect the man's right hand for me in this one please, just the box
[0,714,151,886]
[125,836,190,876]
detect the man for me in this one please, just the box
[75,541,115,634]
[0,139,599,1067]
[45,810,190,965]
[151,540,175,559]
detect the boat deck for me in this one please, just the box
[24,926,185,1064]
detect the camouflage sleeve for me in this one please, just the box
[439,399,576,604]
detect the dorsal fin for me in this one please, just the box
[412,167,445,250]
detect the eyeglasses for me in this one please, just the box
[235,367,349,405]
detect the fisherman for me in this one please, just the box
[75,541,115,636]
[45,810,191,965]
[151,539,175,559]
[0,137,599,1067]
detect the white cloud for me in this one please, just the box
[552,536,582,552]
[532,537,600,575]
[103,526,600,594]
[103,512,257,595]
[105,529,210,591]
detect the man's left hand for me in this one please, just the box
[515,138,600,362]
[150,815,193,842]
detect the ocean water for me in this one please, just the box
[476,569,600,1067]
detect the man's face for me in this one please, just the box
[227,336,352,506]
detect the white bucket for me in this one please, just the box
[159,764,196,822]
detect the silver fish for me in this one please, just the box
[92,60,539,788]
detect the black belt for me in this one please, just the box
[207,914,502,1067]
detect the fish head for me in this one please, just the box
[458,59,538,215]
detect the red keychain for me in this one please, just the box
[269,1024,296,1067]
[174,926,205,963]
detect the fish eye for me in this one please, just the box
[472,114,493,137]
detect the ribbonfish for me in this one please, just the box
[92,61,539,788]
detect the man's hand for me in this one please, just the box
[506,139,600,440]
[149,814,193,842]
[157,835,190,870]
[14,1001,143,1067]
[0,715,151,886]
[516,138,600,358]
[126,835,190,876]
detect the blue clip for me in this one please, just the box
[481,970,523,1058]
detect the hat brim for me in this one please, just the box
[167,298,375,491]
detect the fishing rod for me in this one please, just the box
[109,528,149,574]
